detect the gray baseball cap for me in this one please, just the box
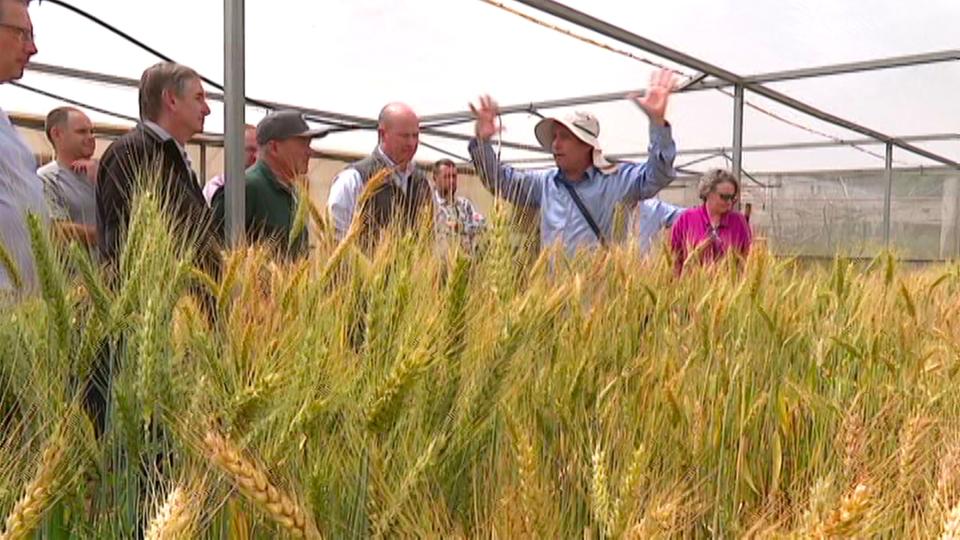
[256,110,327,145]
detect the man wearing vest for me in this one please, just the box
[212,110,323,259]
[468,69,678,255]
[327,102,431,247]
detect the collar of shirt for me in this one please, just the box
[143,121,194,171]
[697,204,731,229]
[432,188,459,207]
[552,165,602,186]
[375,145,415,192]
[257,160,296,198]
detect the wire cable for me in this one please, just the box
[478,0,917,166]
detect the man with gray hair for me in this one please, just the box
[0,0,46,297]
[37,106,99,250]
[327,102,432,246]
[97,61,219,269]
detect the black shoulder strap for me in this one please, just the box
[555,176,607,247]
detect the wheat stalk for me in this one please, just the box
[203,430,321,539]
[590,445,615,536]
[145,485,197,540]
[818,483,871,538]
[942,499,960,540]
[364,339,434,433]
[320,168,393,283]
[0,428,69,540]
[514,428,543,535]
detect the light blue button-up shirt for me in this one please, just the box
[633,198,684,254]
[0,107,49,296]
[468,124,677,253]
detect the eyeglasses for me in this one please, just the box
[0,23,35,44]
[717,193,738,202]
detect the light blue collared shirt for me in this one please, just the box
[633,198,683,254]
[0,107,49,296]
[468,124,677,253]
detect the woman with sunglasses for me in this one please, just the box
[670,169,752,275]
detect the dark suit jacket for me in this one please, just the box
[96,124,222,276]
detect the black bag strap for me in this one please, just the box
[555,176,607,247]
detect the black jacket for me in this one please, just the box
[96,124,222,274]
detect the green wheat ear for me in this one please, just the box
[289,183,311,253]
[0,235,22,292]
[25,212,71,356]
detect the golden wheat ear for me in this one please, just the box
[0,413,84,540]
[202,429,321,539]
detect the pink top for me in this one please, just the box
[671,205,752,275]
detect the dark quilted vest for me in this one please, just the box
[349,153,431,245]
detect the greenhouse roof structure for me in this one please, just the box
[2,0,957,249]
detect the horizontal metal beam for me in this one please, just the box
[512,0,960,170]
[24,61,548,155]
[745,82,959,167]
[690,49,960,90]
[421,50,960,126]
[504,133,960,164]
[419,90,635,124]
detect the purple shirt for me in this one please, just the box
[671,205,751,274]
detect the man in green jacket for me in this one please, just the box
[214,110,324,258]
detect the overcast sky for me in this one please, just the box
[2,0,957,172]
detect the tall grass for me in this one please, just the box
[2,173,960,537]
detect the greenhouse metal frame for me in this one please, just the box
[13,0,960,253]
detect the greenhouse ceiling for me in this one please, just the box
[2,0,957,173]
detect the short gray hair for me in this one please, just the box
[697,169,740,201]
[44,106,80,143]
[139,62,201,122]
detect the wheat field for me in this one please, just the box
[2,173,960,538]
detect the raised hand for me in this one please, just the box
[469,95,501,140]
[628,69,677,127]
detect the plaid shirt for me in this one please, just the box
[433,191,486,254]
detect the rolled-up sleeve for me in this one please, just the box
[618,124,677,203]
[468,138,544,208]
[327,168,363,239]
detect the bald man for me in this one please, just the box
[327,102,431,244]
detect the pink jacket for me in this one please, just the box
[671,205,752,274]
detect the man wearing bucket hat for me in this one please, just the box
[212,110,325,259]
[468,69,678,253]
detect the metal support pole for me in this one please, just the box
[224,0,245,246]
[732,84,744,183]
[883,143,894,246]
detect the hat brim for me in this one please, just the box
[533,117,616,173]
[295,128,329,140]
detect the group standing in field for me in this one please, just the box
[1,0,753,305]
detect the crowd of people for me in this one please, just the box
[0,0,754,303]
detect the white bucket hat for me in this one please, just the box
[534,111,617,173]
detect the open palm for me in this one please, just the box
[629,69,677,126]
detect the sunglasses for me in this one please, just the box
[717,193,738,202]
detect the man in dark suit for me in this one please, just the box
[97,61,221,272]
[90,61,220,437]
